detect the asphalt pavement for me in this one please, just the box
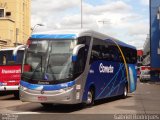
[0,80,160,120]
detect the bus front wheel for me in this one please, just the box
[86,88,95,106]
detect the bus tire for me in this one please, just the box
[13,91,19,99]
[122,85,128,99]
[86,88,95,106]
[41,103,54,108]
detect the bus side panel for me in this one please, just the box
[128,64,137,93]
[82,61,127,102]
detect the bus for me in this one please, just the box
[0,46,25,98]
[20,30,137,107]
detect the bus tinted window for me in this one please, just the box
[0,50,24,65]
[16,50,24,64]
[78,36,91,47]
[121,47,137,64]
[90,38,119,63]
[90,38,136,64]
[0,51,12,65]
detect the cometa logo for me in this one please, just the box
[99,63,114,73]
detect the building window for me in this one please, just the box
[0,9,5,17]
[6,12,11,16]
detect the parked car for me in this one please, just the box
[139,66,150,82]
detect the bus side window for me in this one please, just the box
[74,47,87,74]
[78,36,91,47]
[90,38,102,63]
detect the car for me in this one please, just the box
[139,69,150,82]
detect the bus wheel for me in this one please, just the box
[86,88,95,106]
[14,91,19,99]
[122,85,128,99]
[41,103,54,108]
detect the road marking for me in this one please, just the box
[15,112,41,114]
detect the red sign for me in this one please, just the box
[137,50,143,56]
[0,65,30,86]
[140,66,151,71]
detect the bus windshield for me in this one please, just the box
[22,39,77,84]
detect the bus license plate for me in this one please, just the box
[38,96,47,101]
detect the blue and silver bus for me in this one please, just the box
[20,30,137,106]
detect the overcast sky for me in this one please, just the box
[31,0,149,49]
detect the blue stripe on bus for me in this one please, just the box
[31,34,77,39]
[20,80,76,91]
[105,78,126,97]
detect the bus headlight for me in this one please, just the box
[59,86,73,93]
[20,85,27,91]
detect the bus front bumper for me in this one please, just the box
[0,86,19,91]
[19,85,81,104]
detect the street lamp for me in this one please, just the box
[31,24,44,34]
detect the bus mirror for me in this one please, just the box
[72,44,85,62]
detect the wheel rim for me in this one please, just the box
[124,87,127,96]
[87,91,93,104]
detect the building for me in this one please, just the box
[150,0,160,81]
[0,0,31,48]
[142,35,150,66]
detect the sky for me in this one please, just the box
[31,0,149,49]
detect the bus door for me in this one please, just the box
[128,64,137,92]
[125,48,137,93]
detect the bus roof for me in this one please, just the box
[31,29,136,49]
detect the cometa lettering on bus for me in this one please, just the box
[99,63,114,73]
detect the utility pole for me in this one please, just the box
[81,0,83,29]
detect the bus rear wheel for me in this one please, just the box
[86,88,95,106]
[122,85,128,99]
